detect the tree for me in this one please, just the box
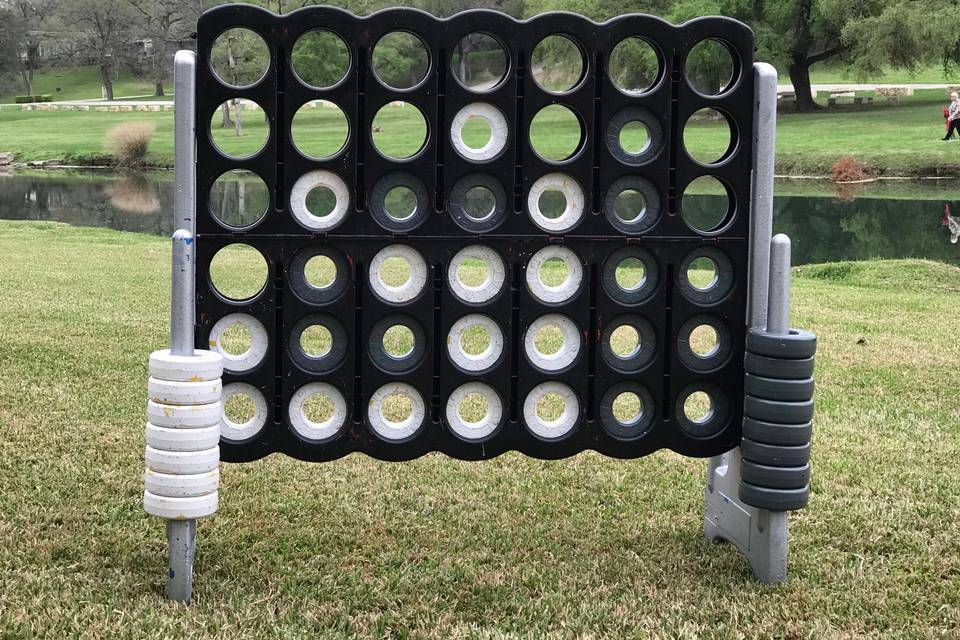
[126,0,203,96]
[0,0,53,96]
[55,0,137,100]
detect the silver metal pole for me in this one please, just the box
[747,63,779,328]
[165,48,199,605]
[766,235,791,334]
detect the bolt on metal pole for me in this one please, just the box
[165,49,198,604]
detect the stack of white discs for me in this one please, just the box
[143,349,223,520]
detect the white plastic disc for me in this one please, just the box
[447,245,506,304]
[146,445,219,475]
[290,170,351,231]
[525,245,584,304]
[208,313,269,374]
[148,349,223,382]
[220,383,268,442]
[148,377,222,406]
[523,381,580,440]
[527,173,586,233]
[523,314,582,372]
[146,423,221,452]
[367,382,425,442]
[144,468,219,498]
[445,382,503,441]
[144,490,218,520]
[368,245,429,304]
[447,314,504,373]
[288,383,348,442]
[147,400,221,429]
[450,102,509,162]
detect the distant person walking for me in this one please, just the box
[944,92,960,140]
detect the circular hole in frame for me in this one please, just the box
[684,108,734,165]
[602,247,659,305]
[449,174,508,233]
[527,173,585,233]
[290,170,350,232]
[459,393,488,422]
[606,106,663,166]
[305,255,336,290]
[447,314,504,373]
[529,105,583,162]
[372,31,429,90]
[291,30,350,89]
[383,325,415,359]
[531,35,585,93]
[684,391,712,423]
[288,246,350,306]
[210,28,269,88]
[525,245,583,305]
[447,245,506,305]
[369,315,425,373]
[219,321,252,357]
[209,244,268,302]
[460,324,492,356]
[690,324,719,358]
[371,102,428,160]
[446,382,503,442]
[685,39,736,96]
[451,33,508,92]
[619,120,650,156]
[292,101,349,159]
[288,314,348,373]
[601,314,656,373]
[523,381,580,440]
[676,383,729,438]
[523,314,581,373]
[451,103,509,162]
[681,176,732,234]
[368,382,426,442]
[209,170,269,230]
[678,248,734,305]
[600,382,655,440]
[209,314,268,373]
[604,176,661,234]
[210,99,269,159]
[288,382,348,443]
[369,245,428,305]
[677,315,732,372]
[224,391,255,424]
[221,382,268,442]
[370,173,429,233]
[609,37,661,95]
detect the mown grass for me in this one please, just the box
[0,65,159,104]
[1,221,959,637]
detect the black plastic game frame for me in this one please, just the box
[192,4,756,463]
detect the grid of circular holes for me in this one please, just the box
[602,247,659,305]
[288,382,348,443]
[677,315,733,372]
[677,247,734,305]
[291,30,350,89]
[604,176,661,235]
[368,245,428,305]
[372,31,430,90]
[367,382,426,442]
[451,103,509,162]
[681,175,733,234]
[676,383,730,438]
[524,314,581,373]
[210,243,268,302]
[685,39,737,96]
[221,382,268,442]
[451,33,508,92]
[287,245,350,306]
[291,101,349,160]
[531,35,585,94]
[449,174,508,233]
[445,382,503,442]
[369,315,426,374]
[684,108,734,165]
[447,245,506,305]
[601,314,656,373]
[609,37,662,96]
[447,314,504,373]
[530,105,583,162]
[525,245,583,304]
[209,169,269,230]
[372,102,428,160]
[209,314,268,374]
[210,27,270,88]
[523,381,580,440]
[210,100,269,159]
[600,382,655,440]
[290,170,351,231]
[288,314,347,374]
[606,106,663,166]
[527,173,585,233]
[370,173,429,232]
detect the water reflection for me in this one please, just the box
[0,170,958,266]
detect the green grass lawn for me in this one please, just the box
[1,221,959,637]
[805,62,960,85]
[0,65,160,104]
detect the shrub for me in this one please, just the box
[13,95,52,103]
[830,156,867,183]
[107,122,156,166]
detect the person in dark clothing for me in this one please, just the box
[944,92,960,140]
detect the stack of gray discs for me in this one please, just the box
[739,327,817,510]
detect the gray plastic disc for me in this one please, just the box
[745,352,815,380]
[744,374,814,402]
[599,382,655,441]
[738,481,809,511]
[603,176,661,235]
[746,328,818,359]
[740,438,811,467]
[745,395,815,424]
[741,460,810,490]
[369,172,431,232]
[677,314,732,373]
[288,314,348,374]
[675,383,729,438]
[605,106,664,165]
[677,246,734,305]
[602,246,659,305]
[742,417,813,447]
[368,314,426,374]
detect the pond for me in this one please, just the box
[0,169,958,266]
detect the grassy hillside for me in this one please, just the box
[0,221,958,637]
[0,66,159,104]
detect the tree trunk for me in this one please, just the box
[100,64,115,101]
[233,99,243,137]
[788,59,819,112]
[221,102,233,127]
[154,80,165,97]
